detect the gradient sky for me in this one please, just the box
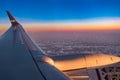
[0,0,120,31]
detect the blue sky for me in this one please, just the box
[0,0,120,24]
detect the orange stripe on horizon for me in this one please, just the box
[0,24,120,33]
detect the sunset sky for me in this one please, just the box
[0,0,120,31]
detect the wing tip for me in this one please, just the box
[6,10,18,25]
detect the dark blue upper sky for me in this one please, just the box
[0,0,120,21]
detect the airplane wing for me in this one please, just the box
[51,54,120,80]
[0,11,70,80]
[0,11,120,80]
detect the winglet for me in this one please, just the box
[6,10,19,25]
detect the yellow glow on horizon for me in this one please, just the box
[24,24,120,32]
[22,18,120,31]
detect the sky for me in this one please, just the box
[0,0,120,31]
